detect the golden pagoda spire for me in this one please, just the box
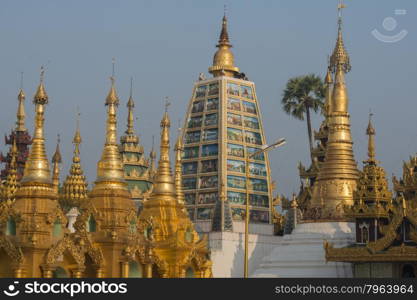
[308,2,359,219]
[16,72,26,132]
[366,112,376,163]
[149,135,157,176]
[208,13,240,77]
[126,77,135,136]
[1,137,19,204]
[345,114,392,218]
[150,100,176,198]
[61,114,88,209]
[324,58,333,117]
[174,123,185,205]
[330,1,351,113]
[52,134,62,193]
[21,66,52,184]
[95,63,126,186]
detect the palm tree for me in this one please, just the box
[281,74,325,163]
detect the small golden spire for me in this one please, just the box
[52,134,62,164]
[208,13,240,77]
[324,57,333,117]
[16,72,27,132]
[61,117,88,209]
[95,68,126,185]
[52,134,62,193]
[105,59,119,106]
[150,135,157,176]
[1,137,19,204]
[325,56,333,84]
[34,66,48,104]
[366,112,376,163]
[21,67,51,184]
[149,106,176,198]
[126,77,135,135]
[175,122,185,205]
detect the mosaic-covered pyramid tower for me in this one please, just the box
[181,15,274,232]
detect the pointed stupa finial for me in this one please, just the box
[34,66,48,104]
[324,56,333,117]
[149,105,176,198]
[52,134,62,164]
[329,1,350,114]
[330,0,350,73]
[52,134,62,193]
[126,77,135,135]
[325,55,333,84]
[366,111,376,163]
[175,120,185,205]
[73,108,82,147]
[16,72,27,132]
[208,12,240,77]
[106,58,119,106]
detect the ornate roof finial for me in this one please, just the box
[21,66,51,184]
[330,0,350,74]
[126,77,135,135]
[106,58,119,106]
[16,72,27,132]
[34,66,48,104]
[74,108,82,149]
[161,97,171,127]
[208,13,240,77]
[325,55,333,84]
[175,120,185,205]
[52,134,62,193]
[150,135,157,176]
[324,55,334,117]
[366,111,376,163]
[52,134,62,164]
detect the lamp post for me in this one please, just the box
[244,138,286,278]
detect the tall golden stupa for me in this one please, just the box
[307,11,359,220]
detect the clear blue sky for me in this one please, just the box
[0,0,416,197]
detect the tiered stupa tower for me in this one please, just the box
[119,81,153,210]
[87,75,139,277]
[7,69,67,277]
[0,87,32,182]
[181,15,274,232]
[138,109,212,278]
[307,8,359,220]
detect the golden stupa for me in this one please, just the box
[0,68,212,278]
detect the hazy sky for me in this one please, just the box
[0,0,416,197]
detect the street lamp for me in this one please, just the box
[244,138,286,278]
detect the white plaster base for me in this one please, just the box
[252,222,355,278]
[207,222,282,278]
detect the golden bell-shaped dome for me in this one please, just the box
[208,15,239,77]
